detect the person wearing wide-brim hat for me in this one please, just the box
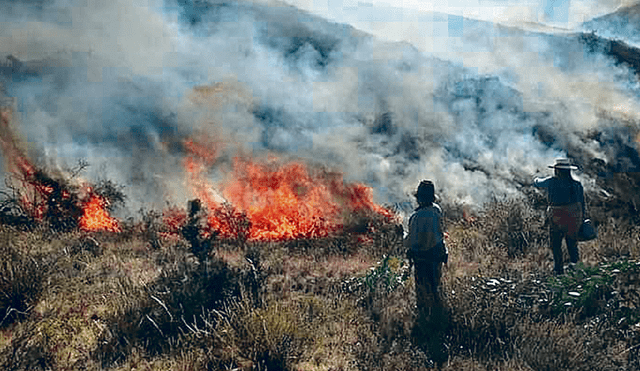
[533,158,585,275]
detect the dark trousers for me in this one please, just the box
[415,259,441,294]
[412,242,446,313]
[414,258,442,315]
[550,227,579,274]
[548,203,581,274]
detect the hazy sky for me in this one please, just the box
[275,0,635,41]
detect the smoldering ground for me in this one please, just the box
[0,0,639,216]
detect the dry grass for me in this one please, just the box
[0,195,639,370]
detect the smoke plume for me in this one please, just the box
[0,0,639,218]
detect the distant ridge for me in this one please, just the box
[587,3,640,24]
[579,3,640,76]
[582,3,640,45]
[578,32,640,76]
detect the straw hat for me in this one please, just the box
[548,158,578,170]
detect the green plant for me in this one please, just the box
[546,261,640,319]
[358,255,410,295]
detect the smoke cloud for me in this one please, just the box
[0,0,639,216]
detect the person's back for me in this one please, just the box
[533,176,584,207]
[406,203,444,257]
[533,159,584,274]
[404,180,447,306]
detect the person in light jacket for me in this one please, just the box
[404,180,448,308]
[534,158,585,275]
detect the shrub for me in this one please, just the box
[191,294,319,370]
[546,260,640,322]
[0,231,46,327]
[96,247,235,366]
[480,197,547,258]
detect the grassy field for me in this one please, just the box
[0,195,639,370]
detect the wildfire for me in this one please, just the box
[182,140,394,241]
[2,104,391,238]
[1,108,122,232]
[79,193,121,233]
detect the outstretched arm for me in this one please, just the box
[533,176,552,188]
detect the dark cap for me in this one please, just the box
[414,180,435,204]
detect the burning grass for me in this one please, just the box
[1,107,640,369]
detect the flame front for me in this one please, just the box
[223,159,340,240]
[2,105,389,238]
[182,140,393,241]
[79,194,121,233]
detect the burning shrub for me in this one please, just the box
[182,142,396,243]
[0,110,123,233]
[0,167,124,234]
[207,202,251,246]
[0,169,81,231]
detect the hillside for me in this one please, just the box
[1,181,639,370]
[1,0,640,369]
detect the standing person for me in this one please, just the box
[404,180,448,309]
[534,158,585,275]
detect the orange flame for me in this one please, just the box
[79,194,121,233]
[181,139,393,241]
[2,108,123,232]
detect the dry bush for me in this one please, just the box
[479,197,547,259]
[212,295,310,370]
[595,218,640,260]
[189,293,362,371]
[440,356,537,371]
[0,227,83,327]
[0,320,55,371]
[108,346,208,371]
[0,238,44,327]
[2,186,640,371]
[514,319,588,370]
[0,228,152,370]
[95,244,237,367]
[354,333,433,371]
[443,197,548,281]
[445,277,526,360]
[512,317,630,371]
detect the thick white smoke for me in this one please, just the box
[0,0,639,215]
